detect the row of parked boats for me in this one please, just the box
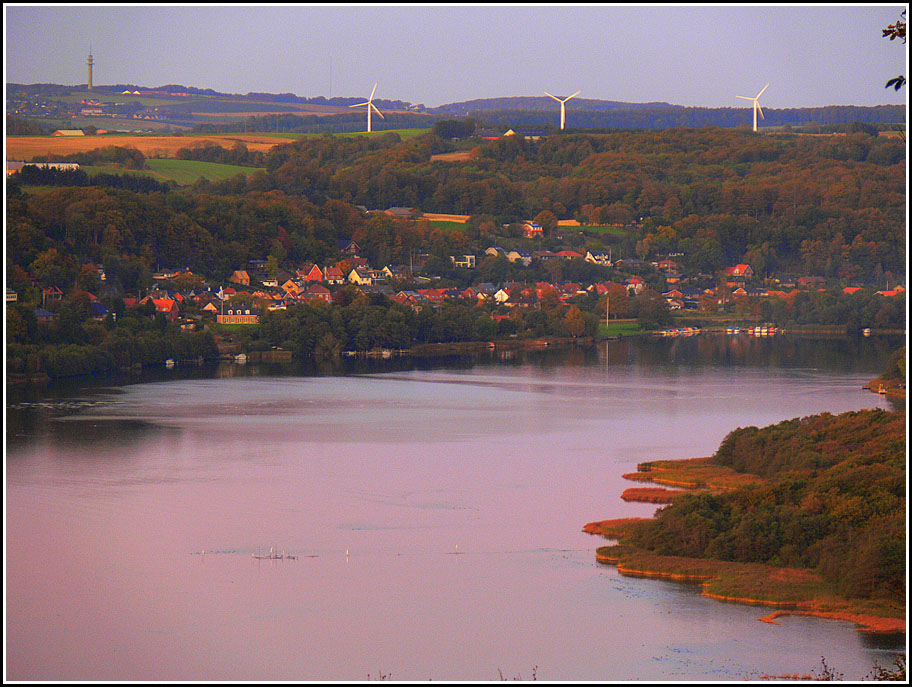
[656,327,702,337]
[656,325,781,337]
[727,325,779,336]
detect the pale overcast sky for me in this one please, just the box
[4,4,909,108]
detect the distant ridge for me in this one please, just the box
[7,82,905,132]
[428,96,679,114]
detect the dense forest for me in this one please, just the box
[624,408,905,601]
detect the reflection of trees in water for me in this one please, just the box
[634,333,901,372]
[6,408,169,452]
[48,418,168,448]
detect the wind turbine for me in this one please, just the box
[349,82,385,133]
[736,83,769,132]
[545,90,581,130]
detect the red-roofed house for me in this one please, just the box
[876,285,905,298]
[323,266,346,285]
[767,289,800,301]
[145,297,180,321]
[297,264,324,282]
[722,264,754,285]
[304,283,332,304]
[42,285,64,304]
[229,270,251,286]
[626,276,646,295]
[522,222,543,239]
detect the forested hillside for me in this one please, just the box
[9,127,905,281]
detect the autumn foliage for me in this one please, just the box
[626,409,905,600]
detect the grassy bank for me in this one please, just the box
[598,319,643,338]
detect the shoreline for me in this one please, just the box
[586,521,905,635]
[584,418,906,635]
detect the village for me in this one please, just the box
[14,208,905,338]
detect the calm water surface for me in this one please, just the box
[6,336,905,680]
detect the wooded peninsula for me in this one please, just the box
[584,399,906,634]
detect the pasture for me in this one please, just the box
[144,159,266,184]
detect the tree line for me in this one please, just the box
[7,298,218,379]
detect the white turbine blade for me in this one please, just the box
[369,82,377,101]
[545,92,561,102]
[371,102,385,119]
[566,90,581,101]
[756,83,769,98]
[735,95,753,101]
[756,104,765,120]
[349,101,370,108]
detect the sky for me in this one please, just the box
[4,4,909,109]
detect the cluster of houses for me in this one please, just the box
[14,232,906,332]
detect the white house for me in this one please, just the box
[450,255,476,268]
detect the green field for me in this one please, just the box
[83,165,158,178]
[598,320,643,338]
[579,225,629,236]
[84,159,267,185]
[425,220,470,232]
[54,90,191,108]
[145,158,265,184]
[262,128,429,141]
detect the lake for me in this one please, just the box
[5,334,905,681]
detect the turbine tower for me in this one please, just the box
[736,83,769,132]
[87,47,94,91]
[545,90,581,130]
[349,83,384,133]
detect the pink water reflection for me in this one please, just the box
[6,347,901,680]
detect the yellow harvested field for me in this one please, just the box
[429,150,476,162]
[420,212,470,223]
[7,134,287,160]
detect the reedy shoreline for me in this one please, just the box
[584,428,906,635]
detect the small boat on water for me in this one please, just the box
[235,353,248,364]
